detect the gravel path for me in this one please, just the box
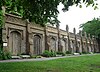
[0,54,99,63]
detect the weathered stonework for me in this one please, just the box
[2,14,100,55]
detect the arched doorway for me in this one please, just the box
[50,37,56,51]
[9,31,21,55]
[33,35,42,55]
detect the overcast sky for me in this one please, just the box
[58,0,100,33]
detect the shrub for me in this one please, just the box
[79,52,82,55]
[82,51,88,54]
[0,49,11,60]
[0,49,6,60]
[31,55,43,58]
[66,51,71,54]
[50,51,56,57]
[42,50,56,57]
[17,53,21,56]
[56,52,66,56]
[5,52,12,59]
[21,52,29,55]
[89,52,93,54]
[56,52,62,55]
[0,52,3,60]
[42,50,50,57]
[36,56,43,58]
[62,53,66,56]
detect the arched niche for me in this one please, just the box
[61,39,66,52]
[50,37,56,52]
[33,35,42,55]
[9,31,22,55]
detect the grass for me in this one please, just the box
[0,55,100,72]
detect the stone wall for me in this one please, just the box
[2,14,100,55]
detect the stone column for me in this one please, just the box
[73,28,78,53]
[88,34,92,52]
[66,25,70,51]
[25,20,33,55]
[93,37,97,52]
[97,38,100,52]
[91,35,94,52]
[84,32,88,53]
[25,19,30,54]
[2,28,8,52]
[79,30,83,53]
[95,37,99,52]
[56,24,62,52]
[44,25,50,51]
[92,35,95,52]
[2,6,7,52]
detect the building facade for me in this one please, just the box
[2,14,100,55]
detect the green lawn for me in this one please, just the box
[0,55,100,72]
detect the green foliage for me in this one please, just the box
[0,51,2,60]
[42,50,50,57]
[0,50,11,60]
[82,51,88,54]
[31,55,43,58]
[42,50,56,57]
[66,51,71,54]
[80,18,100,39]
[0,10,3,28]
[56,51,66,56]
[4,52,12,59]
[0,0,97,26]
[79,52,82,55]
[89,52,94,54]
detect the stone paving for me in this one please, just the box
[0,54,99,63]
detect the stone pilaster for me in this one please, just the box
[26,20,34,55]
[73,28,78,53]
[44,25,50,51]
[26,19,30,54]
[92,35,95,52]
[88,34,92,52]
[93,36,97,52]
[56,24,62,52]
[84,32,88,52]
[66,25,70,51]
[79,30,82,53]
[2,6,7,52]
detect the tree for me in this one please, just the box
[1,0,98,25]
[80,18,100,39]
[0,0,98,48]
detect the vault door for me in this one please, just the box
[10,31,21,55]
[33,35,42,55]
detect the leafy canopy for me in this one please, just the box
[0,0,98,25]
[80,18,100,39]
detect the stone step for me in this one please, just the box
[20,55,31,59]
[73,53,80,55]
[11,56,21,59]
